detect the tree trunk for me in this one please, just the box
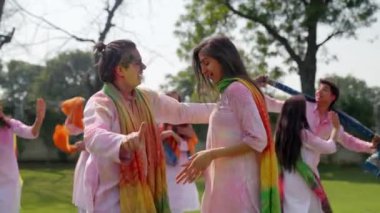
[299,60,316,96]
[300,3,319,97]
[0,0,5,23]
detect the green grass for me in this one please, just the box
[19,163,379,213]
[320,164,380,213]
[19,163,76,213]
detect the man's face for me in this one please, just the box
[315,83,336,105]
[118,48,146,88]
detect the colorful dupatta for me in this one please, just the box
[103,83,170,213]
[279,160,333,213]
[160,124,198,166]
[217,78,281,213]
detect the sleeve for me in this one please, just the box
[302,129,336,154]
[83,95,132,163]
[143,88,215,124]
[336,127,373,154]
[227,82,268,152]
[264,95,284,113]
[9,118,36,139]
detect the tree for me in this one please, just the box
[35,50,95,102]
[174,0,378,95]
[160,68,195,100]
[0,50,96,156]
[5,0,125,93]
[0,60,43,113]
[0,0,15,49]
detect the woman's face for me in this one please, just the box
[198,52,223,84]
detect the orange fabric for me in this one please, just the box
[166,137,181,159]
[60,97,84,130]
[52,96,84,154]
[160,124,198,158]
[53,124,77,153]
[187,134,198,156]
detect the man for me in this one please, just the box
[261,77,380,154]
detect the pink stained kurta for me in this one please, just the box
[282,129,336,213]
[265,96,373,154]
[0,119,37,213]
[82,87,214,213]
[63,117,89,210]
[72,150,89,210]
[201,82,268,213]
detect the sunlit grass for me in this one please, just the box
[19,163,379,213]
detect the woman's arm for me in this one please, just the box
[160,129,182,143]
[31,98,46,137]
[8,98,46,139]
[303,112,340,154]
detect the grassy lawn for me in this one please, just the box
[319,164,380,213]
[19,163,379,213]
[19,163,76,213]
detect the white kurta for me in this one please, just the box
[82,87,214,212]
[282,129,336,213]
[166,139,200,213]
[0,119,37,213]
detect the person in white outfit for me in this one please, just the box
[159,91,200,213]
[0,98,46,213]
[275,95,340,213]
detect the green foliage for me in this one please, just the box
[160,68,196,100]
[36,50,96,102]
[0,60,43,105]
[0,50,95,159]
[167,0,378,95]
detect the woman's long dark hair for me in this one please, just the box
[192,35,263,98]
[275,95,310,171]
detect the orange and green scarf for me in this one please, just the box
[159,124,198,166]
[103,83,170,213]
[279,160,333,213]
[217,78,281,213]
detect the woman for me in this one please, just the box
[81,39,213,213]
[275,95,339,213]
[0,98,46,213]
[176,36,280,213]
[159,91,200,213]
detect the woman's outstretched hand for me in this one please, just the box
[176,150,214,184]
